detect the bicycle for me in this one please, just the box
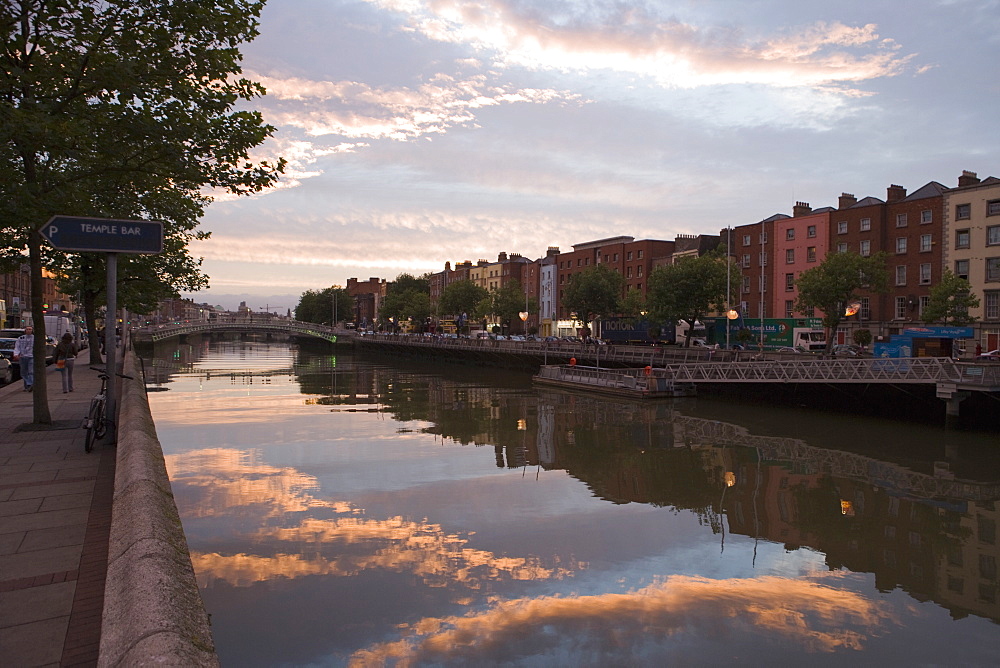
[84,367,133,452]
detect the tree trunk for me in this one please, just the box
[28,228,52,424]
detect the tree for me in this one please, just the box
[478,281,534,334]
[794,252,889,353]
[646,251,739,347]
[295,287,351,326]
[441,280,488,319]
[853,329,873,349]
[1,0,283,423]
[562,265,625,330]
[380,273,431,329]
[618,288,647,325]
[921,269,979,325]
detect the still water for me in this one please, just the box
[144,337,1000,667]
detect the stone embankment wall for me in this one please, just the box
[98,351,219,667]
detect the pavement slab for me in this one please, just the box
[0,363,115,667]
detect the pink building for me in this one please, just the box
[772,202,833,318]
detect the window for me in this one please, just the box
[786,228,795,241]
[955,259,969,280]
[807,225,816,238]
[896,213,907,227]
[837,242,848,253]
[577,259,581,267]
[896,265,907,286]
[989,200,1000,216]
[741,254,750,268]
[860,240,871,257]
[920,209,932,224]
[743,234,751,246]
[785,249,795,263]
[626,266,632,278]
[896,237,908,254]
[585,257,590,265]
[807,247,816,262]
[784,300,795,317]
[742,276,750,293]
[785,273,795,291]
[956,229,970,248]
[920,263,931,284]
[627,251,633,260]
[860,297,871,320]
[985,291,999,320]
[638,250,643,259]
[860,218,871,231]
[956,203,971,220]
[760,232,768,244]
[759,252,768,266]
[613,253,618,261]
[837,221,848,234]
[637,265,643,277]
[920,234,933,252]
[636,283,641,292]
[759,275,767,292]
[895,296,907,319]
[989,225,1000,246]
[988,257,1000,282]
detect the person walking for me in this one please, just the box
[54,331,78,393]
[12,325,35,391]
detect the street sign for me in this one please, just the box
[41,216,164,254]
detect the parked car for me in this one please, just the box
[832,344,863,357]
[775,345,808,354]
[0,329,57,366]
[0,355,12,385]
[976,349,1000,362]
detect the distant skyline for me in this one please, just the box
[184,0,1000,310]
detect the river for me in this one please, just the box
[143,336,1000,666]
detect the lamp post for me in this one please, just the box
[331,284,342,330]
[726,226,732,349]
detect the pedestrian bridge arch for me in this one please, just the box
[136,320,344,344]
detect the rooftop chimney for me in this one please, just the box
[444,261,451,271]
[497,252,508,261]
[887,184,906,202]
[792,201,812,217]
[958,170,980,187]
[838,193,857,209]
[546,246,560,257]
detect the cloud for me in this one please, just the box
[349,573,900,665]
[365,1,914,90]
[251,71,582,141]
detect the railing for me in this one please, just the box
[137,319,343,343]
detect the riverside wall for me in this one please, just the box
[98,350,219,667]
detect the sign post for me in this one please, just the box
[42,216,164,443]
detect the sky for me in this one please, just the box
[183,0,1000,312]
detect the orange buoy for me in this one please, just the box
[644,366,652,376]
[569,357,577,366]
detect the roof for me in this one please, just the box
[902,181,948,201]
[850,196,884,208]
[759,213,790,223]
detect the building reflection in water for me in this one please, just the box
[147,338,1000,664]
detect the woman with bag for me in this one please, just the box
[54,332,78,393]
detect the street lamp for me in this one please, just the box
[331,284,342,329]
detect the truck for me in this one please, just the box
[707,317,827,351]
[598,318,675,345]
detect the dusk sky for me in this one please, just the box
[185,0,1000,312]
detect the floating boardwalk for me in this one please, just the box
[534,365,697,398]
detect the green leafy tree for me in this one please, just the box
[295,287,352,326]
[440,280,488,323]
[646,251,739,347]
[921,269,979,325]
[562,265,625,330]
[853,329,873,349]
[381,273,431,329]
[618,288,647,325]
[794,252,889,353]
[478,280,534,334]
[1,0,283,423]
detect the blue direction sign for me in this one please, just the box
[41,216,163,254]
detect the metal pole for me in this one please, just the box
[726,226,731,350]
[105,253,117,442]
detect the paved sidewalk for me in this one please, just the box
[0,362,115,667]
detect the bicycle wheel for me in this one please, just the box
[94,397,107,439]
[84,400,100,453]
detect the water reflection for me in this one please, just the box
[146,337,1000,666]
